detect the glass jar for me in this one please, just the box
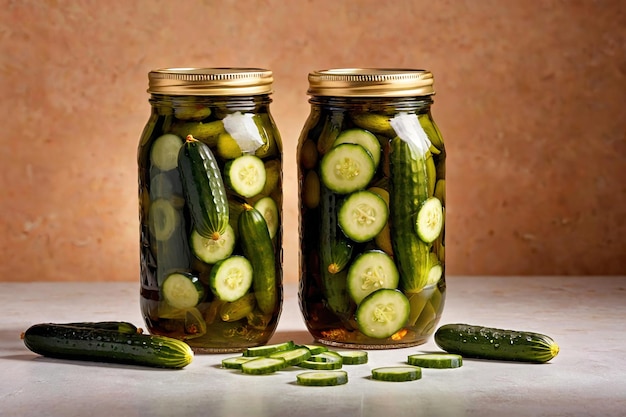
[138,68,283,353]
[297,69,446,349]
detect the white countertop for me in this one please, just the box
[1,276,625,417]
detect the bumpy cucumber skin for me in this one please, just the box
[23,323,193,369]
[434,323,559,363]
[238,205,278,315]
[178,136,229,239]
[389,137,431,292]
[64,321,140,334]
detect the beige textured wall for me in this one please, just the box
[0,0,624,282]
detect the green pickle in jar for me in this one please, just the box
[138,68,283,353]
[298,69,446,349]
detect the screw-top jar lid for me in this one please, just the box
[307,68,435,97]
[147,68,273,96]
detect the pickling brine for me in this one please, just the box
[298,69,446,349]
[138,68,283,353]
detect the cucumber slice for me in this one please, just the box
[268,347,312,366]
[320,143,375,194]
[225,154,267,198]
[336,350,368,365]
[148,199,180,241]
[338,190,388,242]
[334,128,381,168]
[150,133,183,171]
[242,341,296,357]
[415,197,444,243]
[407,353,463,369]
[161,272,205,310]
[355,289,410,339]
[296,370,348,386]
[254,196,279,239]
[241,357,286,375]
[347,251,399,305]
[371,366,422,382]
[298,351,343,370]
[190,225,236,264]
[303,344,329,355]
[209,255,253,302]
[221,356,257,370]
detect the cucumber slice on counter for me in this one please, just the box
[303,345,329,355]
[254,196,279,239]
[221,356,258,370]
[407,353,463,369]
[242,341,296,357]
[415,197,444,243]
[338,190,388,242]
[355,289,409,339]
[371,366,422,382]
[241,357,286,375]
[296,370,348,386]
[225,154,267,198]
[209,255,253,302]
[336,350,368,365]
[268,347,312,367]
[347,251,399,305]
[298,351,343,370]
[161,272,205,310]
[150,133,183,171]
[320,143,375,194]
[190,225,236,264]
[334,128,381,168]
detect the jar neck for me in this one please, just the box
[309,95,433,113]
[149,93,272,112]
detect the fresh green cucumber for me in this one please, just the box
[268,346,312,366]
[355,288,410,339]
[347,250,399,305]
[161,272,205,310]
[319,186,352,316]
[296,370,348,386]
[338,190,388,243]
[22,323,193,369]
[434,324,560,363]
[242,341,296,357]
[336,350,368,365]
[254,196,279,239]
[241,357,286,374]
[320,143,375,194]
[178,135,230,239]
[225,154,267,198]
[415,197,443,243]
[150,133,184,171]
[371,366,422,382]
[334,128,381,168]
[389,136,431,292]
[190,225,236,264]
[238,204,277,314]
[209,255,253,302]
[407,353,463,368]
[298,351,343,370]
[64,321,141,334]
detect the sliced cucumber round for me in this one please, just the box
[225,154,267,198]
[242,341,296,357]
[338,190,388,242]
[371,366,422,382]
[298,351,343,370]
[221,356,257,370]
[150,133,183,171]
[407,353,463,369]
[296,370,348,386]
[241,357,286,375]
[149,199,180,241]
[161,272,205,310]
[320,143,375,194]
[336,350,368,365]
[355,288,409,339]
[415,197,444,243]
[268,347,312,367]
[334,128,381,168]
[347,250,399,305]
[254,196,279,239]
[190,225,236,264]
[209,255,253,302]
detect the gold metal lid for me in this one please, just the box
[308,68,435,97]
[147,68,273,96]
